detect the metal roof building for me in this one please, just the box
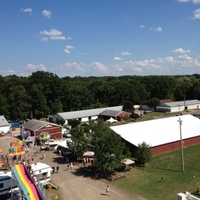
[157,99,200,113]
[111,114,200,155]
[22,119,62,139]
[53,106,123,124]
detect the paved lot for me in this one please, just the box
[0,135,145,200]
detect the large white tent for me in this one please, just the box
[110,114,200,148]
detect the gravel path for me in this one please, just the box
[0,136,145,200]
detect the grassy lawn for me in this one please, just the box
[112,143,200,200]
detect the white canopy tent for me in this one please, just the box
[106,117,118,123]
[83,151,95,157]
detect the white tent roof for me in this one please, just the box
[57,138,72,148]
[106,117,118,123]
[110,114,200,147]
[83,151,95,157]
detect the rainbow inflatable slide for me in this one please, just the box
[11,163,45,200]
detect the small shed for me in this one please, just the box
[22,119,62,140]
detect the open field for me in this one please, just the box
[112,143,200,200]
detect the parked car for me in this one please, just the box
[63,130,72,138]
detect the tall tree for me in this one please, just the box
[122,101,134,112]
[67,125,89,161]
[29,84,50,119]
[150,97,160,110]
[7,85,31,121]
[92,120,128,173]
[135,142,151,167]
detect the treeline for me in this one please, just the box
[0,71,200,121]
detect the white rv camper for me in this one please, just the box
[0,171,18,196]
[30,162,52,186]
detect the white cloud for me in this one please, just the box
[92,62,108,73]
[192,0,200,4]
[64,45,74,54]
[40,37,49,42]
[140,24,144,29]
[42,10,52,18]
[20,8,32,13]
[39,29,66,41]
[193,8,200,19]
[111,49,200,76]
[149,26,163,32]
[64,49,70,54]
[177,0,200,3]
[62,62,84,71]
[26,63,47,71]
[113,56,122,61]
[66,45,74,49]
[176,0,190,2]
[155,26,163,32]
[172,48,191,54]
[121,52,131,56]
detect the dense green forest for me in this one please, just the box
[0,71,200,121]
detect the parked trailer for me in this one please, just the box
[0,171,18,196]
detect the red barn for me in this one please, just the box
[22,119,62,140]
[111,114,200,155]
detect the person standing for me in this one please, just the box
[42,151,45,159]
[52,166,55,174]
[106,185,110,196]
[70,162,73,170]
[56,165,59,173]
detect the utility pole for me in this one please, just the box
[178,117,184,172]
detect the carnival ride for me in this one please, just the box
[11,163,45,200]
[7,140,46,200]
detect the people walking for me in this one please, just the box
[42,151,45,159]
[106,185,110,196]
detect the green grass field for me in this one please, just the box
[112,143,200,200]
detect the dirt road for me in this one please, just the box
[0,136,145,200]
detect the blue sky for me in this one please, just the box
[0,0,200,77]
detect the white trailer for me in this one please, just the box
[30,162,53,186]
[0,171,18,196]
